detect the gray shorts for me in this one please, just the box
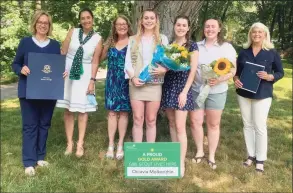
[192,90,227,110]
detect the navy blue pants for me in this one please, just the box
[19,98,56,167]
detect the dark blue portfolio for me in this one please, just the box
[240,62,265,93]
[26,52,65,100]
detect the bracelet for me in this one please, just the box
[130,76,135,82]
[90,77,96,82]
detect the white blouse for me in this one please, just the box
[124,34,169,79]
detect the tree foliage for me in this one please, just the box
[0,0,292,77]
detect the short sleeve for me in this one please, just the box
[224,43,237,64]
[189,41,198,52]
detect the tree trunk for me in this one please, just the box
[221,1,230,23]
[35,0,41,10]
[133,1,204,40]
[269,4,278,38]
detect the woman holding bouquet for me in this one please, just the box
[100,15,133,159]
[161,15,199,177]
[234,22,284,173]
[190,19,237,169]
[124,9,168,142]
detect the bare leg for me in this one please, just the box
[64,109,75,155]
[131,100,145,142]
[206,109,222,164]
[106,111,118,158]
[117,112,129,146]
[175,110,188,176]
[145,101,160,142]
[189,110,205,161]
[107,111,118,146]
[76,112,88,157]
[165,109,177,142]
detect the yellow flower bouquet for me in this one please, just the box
[162,43,191,70]
[196,58,232,106]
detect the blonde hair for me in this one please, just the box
[243,22,274,50]
[30,10,53,36]
[135,9,161,48]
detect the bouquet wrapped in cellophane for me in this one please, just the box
[139,44,191,83]
[196,58,232,106]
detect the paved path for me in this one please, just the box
[0,69,107,100]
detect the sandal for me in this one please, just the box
[64,142,74,156]
[76,142,84,158]
[192,154,205,164]
[207,160,217,170]
[255,160,264,174]
[243,156,256,167]
[105,146,114,159]
[116,145,124,160]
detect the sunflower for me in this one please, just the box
[212,58,231,75]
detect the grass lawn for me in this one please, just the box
[1,60,292,192]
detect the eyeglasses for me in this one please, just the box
[37,21,49,26]
[115,23,128,27]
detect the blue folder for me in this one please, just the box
[26,52,66,100]
[239,61,265,93]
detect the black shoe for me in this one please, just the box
[243,156,256,167]
[255,160,264,173]
[207,160,217,170]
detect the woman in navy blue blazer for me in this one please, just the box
[233,22,284,173]
[12,10,66,176]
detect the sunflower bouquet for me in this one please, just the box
[139,44,191,83]
[196,58,232,106]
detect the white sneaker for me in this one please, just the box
[25,167,35,176]
[37,160,49,167]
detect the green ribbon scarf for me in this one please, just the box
[69,28,94,80]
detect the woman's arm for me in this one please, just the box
[61,28,74,55]
[87,38,103,94]
[100,39,109,62]
[217,44,237,82]
[91,39,103,80]
[124,38,134,79]
[270,50,284,82]
[12,38,28,76]
[182,50,198,94]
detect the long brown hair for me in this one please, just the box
[135,9,161,47]
[172,15,191,49]
[202,18,226,45]
[104,15,133,47]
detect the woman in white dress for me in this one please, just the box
[56,8,102,157]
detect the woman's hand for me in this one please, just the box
[178,92,187,109]
[233,76,243,88]
[151,64,167,77]
[87,81,95,94]
[131,77,144,87]
[63,71,68,78]
[208,78,219,86]
[257,71,273,81]
[21,65,30,76]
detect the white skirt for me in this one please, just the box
[56,58,97,113]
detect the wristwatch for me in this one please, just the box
[90,77,96,82]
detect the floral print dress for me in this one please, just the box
[161,41,198,111]
[105,46,131,112]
